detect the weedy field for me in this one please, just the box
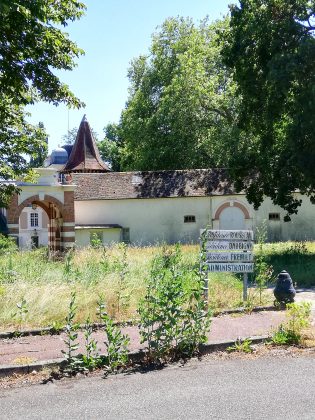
[0,239,314,331]
[255,241,315,287]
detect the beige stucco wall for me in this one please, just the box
[75,228,121,247]
[75,196,214,245]
[74,193,315,245]
[255,194,315,241]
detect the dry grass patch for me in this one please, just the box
[0,244,274,331]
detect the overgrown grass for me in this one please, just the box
[255,241,315,287]
[0,241,313,331]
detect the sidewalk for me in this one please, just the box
[0,310,286,366]
[0,289,314,367]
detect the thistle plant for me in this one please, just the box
[113,243,131,316]
[64,249,74,279]
[255,221,274,304]
[96,294,106,324]
[81,316,100,371]
[98,297,130,375]
[62,292,81,373]
[13,297,28,333]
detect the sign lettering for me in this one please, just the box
[206,252,253,262]
[202,229,254,274]
[207,263,254,273]
[206,241,253,251]
[204,230,253,241]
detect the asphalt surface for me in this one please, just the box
[0,355,314,420]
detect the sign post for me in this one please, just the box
[243,272,248,301]
[201,229,254,302]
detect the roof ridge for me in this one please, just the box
[70,168,228,176]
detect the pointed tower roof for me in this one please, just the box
[62,115,110,173]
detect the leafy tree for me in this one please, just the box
[62,127,80,146]
[0,103,50,205]
[29,122,49,168]
[222,0,315,219]
[119,17,238,171]
[98,123,123,171]
[0,0,86,206]
[62,125,99,145]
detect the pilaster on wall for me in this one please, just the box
[6,193,19,237]
[62,190,75,250]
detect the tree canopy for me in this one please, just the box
[119,17,238,171]
[222,0,315,219]
[98,123,123,172]
[61,126,99,145]
[0,0,86,206]
[29,122,48,168]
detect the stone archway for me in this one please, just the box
[6,190,75,253]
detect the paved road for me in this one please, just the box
[0,355,314,420]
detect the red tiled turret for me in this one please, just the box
[62,115,110,173]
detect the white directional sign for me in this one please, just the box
[203,229,254,273]
[204,230,254,241]
[206,252,253,262]
[207,263,254,273]
[206,241,253,251]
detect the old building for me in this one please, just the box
[4,115,315,250]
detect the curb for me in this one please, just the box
[0,306,277,339]
[0,335,269,378]
[0,358,65,378]
[215,305,277,316]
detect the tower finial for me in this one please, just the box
[62,115,110,173]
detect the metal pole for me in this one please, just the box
[243,272,248,302]
[204,273,209,310]
[200,229,209,311]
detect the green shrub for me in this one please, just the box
[138,245,211,362]
[98,298,130,374]
[61,292,81,373]
[0,234,17,255]
[254,222,274,304]
[270,302,312,345]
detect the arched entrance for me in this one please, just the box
[220,206,245,230]
[6,167,76,254]
[214,201,251,230]
[8,194,64,252]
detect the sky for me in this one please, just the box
[27,0,232,151]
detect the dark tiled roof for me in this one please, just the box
[62,115,110,173]
[72,169,237,201]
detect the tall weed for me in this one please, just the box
[138,245,211,362]
[254,222,274,304]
